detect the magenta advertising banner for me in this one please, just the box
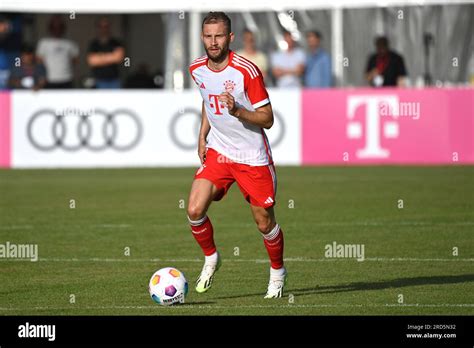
[0,92,10,168]
[302,88,474,164]
[1,88,473,167]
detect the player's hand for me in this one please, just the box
[198,139,207,164]
[218,92,238,116]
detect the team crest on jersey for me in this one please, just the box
[223,80,236,93]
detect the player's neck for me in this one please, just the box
[207,51,230,71]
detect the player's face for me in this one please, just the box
[202,22,234,63]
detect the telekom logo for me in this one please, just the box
[347,95,400,159]
[208,94,224,115]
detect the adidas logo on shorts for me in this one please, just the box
[264,197,274,204]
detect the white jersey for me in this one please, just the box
[189,50,272,166]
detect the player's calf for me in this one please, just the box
[188,215,221,293]
[261,223,287,298]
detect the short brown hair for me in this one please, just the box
[202,12,231,34]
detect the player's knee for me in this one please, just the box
[187,204,206,221]
[256,219,275,235]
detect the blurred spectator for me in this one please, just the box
[9,44,46,90]
[270,31,305,88]
[36,15,79,88]
[236,29,268,78]
[304,31,332,88]
[87,17,124,89]
[366,36,407,87]
[125,63,155,88]
[0,14,22,90]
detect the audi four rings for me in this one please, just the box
[27,107,285,152]
[27,109,143,151]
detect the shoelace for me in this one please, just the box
[201,263,217,277]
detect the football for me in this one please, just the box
[148,267,188,306]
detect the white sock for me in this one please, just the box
[205,251,219,264]
[270,266,286,277]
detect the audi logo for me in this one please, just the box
[169,108,285,150]
[27,109,143,151]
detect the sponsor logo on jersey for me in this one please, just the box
[208,94,224,115]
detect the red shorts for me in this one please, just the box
[194,148,277,208]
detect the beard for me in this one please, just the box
[205,42,230,63]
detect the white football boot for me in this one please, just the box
[264,267,287,299]
[195,252,221,293]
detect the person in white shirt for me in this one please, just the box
[36,15,79,88]
[270,30,305,88]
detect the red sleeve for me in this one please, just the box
[189,57,207,85]
[245,66,270,109]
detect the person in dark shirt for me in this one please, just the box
[9,44,46,90]
[366,36,407,87]
[87,16,124,89]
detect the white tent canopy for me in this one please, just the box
[1,0,472,13]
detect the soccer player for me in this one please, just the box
[187,12,286,298]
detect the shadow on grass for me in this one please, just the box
[215,274,474,300]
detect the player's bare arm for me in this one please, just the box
[218,92,274,129]
[198,101,211,163]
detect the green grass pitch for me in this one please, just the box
[0,166,473,315]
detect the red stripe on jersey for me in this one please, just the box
[190,59,206,67]
[232,61,255,79]
[230,53,270,110]
[261,129,273,164]
[189,57,208,81]
[234,53,258,68]
[191,55,207,63]
[233,56,256,75]
[233,55,259,78]
[233,54,260,76]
